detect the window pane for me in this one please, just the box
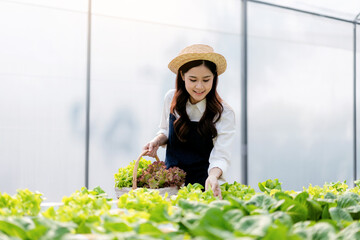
[248,3,354,190]
[0,1,87,201]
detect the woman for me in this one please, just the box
[143,44,236,198]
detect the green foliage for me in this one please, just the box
[170,183,217,205]
[258,179,282,194]
[0,215,75,239]
[0,189,43,217]
[42,186,111,234]
[303,181,349,199]
[118,188,170,211]
[114,158,152,188]
[337,222,360,240]
[5,179,360,239]
[181,207,235,239]
[221,181,256,200]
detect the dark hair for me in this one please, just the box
[170,60,223,142]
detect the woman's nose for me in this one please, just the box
[196,82,203,89]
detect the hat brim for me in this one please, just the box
[168,52,227,75]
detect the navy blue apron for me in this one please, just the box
[165,113,214,187]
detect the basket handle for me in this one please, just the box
[132,150,160,190]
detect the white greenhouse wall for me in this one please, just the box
[0,1,88,201]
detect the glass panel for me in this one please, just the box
[4,0,87,11]
[248,3,354,190]
[93,0,240,35]
[259,0,360,21]
[90,0,241,197]
[0,1,87,201]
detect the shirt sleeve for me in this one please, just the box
[208,103,236,182]
[156,89,175,138]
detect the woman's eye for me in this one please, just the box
[203,79,210,82]
[190,79,196,82]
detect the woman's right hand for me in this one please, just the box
[143,134,167,157]
[143,139,160,158]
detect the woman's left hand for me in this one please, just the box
[205,167,223,199]
[205,175,222,199]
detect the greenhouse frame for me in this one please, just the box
[0,0,359,201]
[2,0,360,239]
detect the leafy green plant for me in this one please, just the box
[259,179,282,194]
[0,216,76,240]
[117,188,173,223]
[114,158,152,188]
[221,181,256,200]
[171,183,217,205]
[304,181,349,199]
[0,189,43,217]
[42,187,111,234]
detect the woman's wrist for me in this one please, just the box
[209,167,222,179]
[152,137,160,147]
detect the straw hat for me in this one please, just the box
[168,44,227,75]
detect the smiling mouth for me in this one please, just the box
[194,91,204,95]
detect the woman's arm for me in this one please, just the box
[208,104,236,181]
[206,103,236,198]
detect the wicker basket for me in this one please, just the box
[115,150,179,198]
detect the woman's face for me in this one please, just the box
[181,64,214,104]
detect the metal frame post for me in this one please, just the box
[85,0,92,189]
[241,0,248,185]
[354,13,360,184]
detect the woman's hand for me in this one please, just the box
[205,167,223,199]
[143,139,160,157]
[143,134,167,157]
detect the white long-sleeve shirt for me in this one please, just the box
[157,89,236,182]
